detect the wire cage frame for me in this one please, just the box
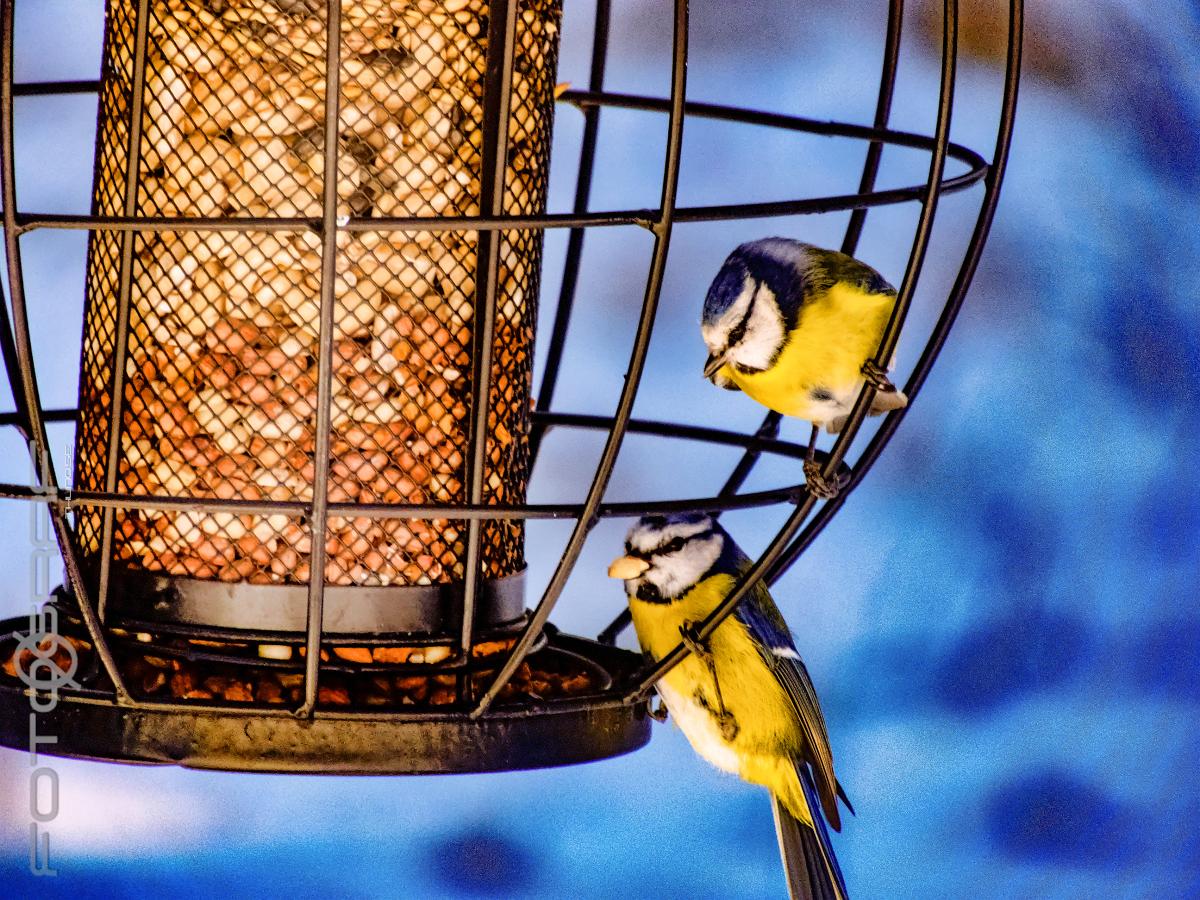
[0,0,1022,774]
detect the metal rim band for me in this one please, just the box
[103,568,527,636]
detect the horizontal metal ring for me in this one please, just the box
[0,409,851,521]
[8,85,986,236]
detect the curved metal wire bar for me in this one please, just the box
[562,91,985,173]
[842,0,905,255]
[460,0,519,668]
[296,0,345,718]
[469,0,691,719]
[0,408,76,428]
[598,0,907,648]
[626,0,960,702]
[0,472,827,523]
[764,0,1023,589]
[8,666,636,721]
[10,79,101,97]
[0,0,131,702]
[0,233,20,412]
[724,0,906,503]
[6,102,986,237]
[0,411,849,523]
[0,406,833,460]
[528,0,612,466]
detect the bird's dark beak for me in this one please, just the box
[702,352,725,380]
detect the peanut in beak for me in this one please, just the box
[607,555,650,579]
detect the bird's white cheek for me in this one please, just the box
[730,285,785,371]
[700,323,723,353]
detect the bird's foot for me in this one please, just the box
[717,709,739,742]
[861,359,897,393]
[679,620,712,664]
[650,698,669,722]
[803,458,840,500]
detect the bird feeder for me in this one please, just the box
[0,0,1021,776]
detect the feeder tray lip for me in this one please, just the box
[102,567,527,636]
[0,622,652,775]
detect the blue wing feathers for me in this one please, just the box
[733,590,800,656]
[713,523,843,828]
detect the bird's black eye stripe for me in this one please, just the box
[656,536,688,555]
[727,308,751,348]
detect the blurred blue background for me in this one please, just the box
[2,0,1198,897]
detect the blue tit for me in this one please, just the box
[700,237,908,435]
[609,512,851,899]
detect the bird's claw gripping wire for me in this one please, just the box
[803,458,841,500]
[650,697,669,722]
[680,620,739,741]
[680,619,712,664]
[715,708,739,741]
[860,359,897,393]
[802,423,840,500]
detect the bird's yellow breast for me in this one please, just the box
[629,574,799,756]
[723,282,894,420]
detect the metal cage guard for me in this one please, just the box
[0,0,1022,773]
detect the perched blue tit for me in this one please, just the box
[609,512,851,900]
[701,237,907,435]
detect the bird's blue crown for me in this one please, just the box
[702,238,817,328]
[701,255,752,326]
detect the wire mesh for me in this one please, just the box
[73,0,560,597]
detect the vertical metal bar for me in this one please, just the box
[472,0,690,718]
[802,0,956,506]
[764,0,1022,586]
[97,0,153,622]
[0,0,131,702]
[842,0,904,255]
[458,0,519,675]
[528,0,612,466]
[628,0,959,701]
[296,0,343,718]
[600,0,904,647]
[875,2,954,360]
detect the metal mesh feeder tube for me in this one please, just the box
[75,0,551,623]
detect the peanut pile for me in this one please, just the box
[1,631,596,709]
[75,0,560,586]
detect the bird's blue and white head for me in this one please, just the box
[701,239,804,383]
[607,512,727,602]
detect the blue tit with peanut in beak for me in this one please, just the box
[701,238,907,498]
[609,512,852,900]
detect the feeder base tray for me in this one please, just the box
[0,621,652,774]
